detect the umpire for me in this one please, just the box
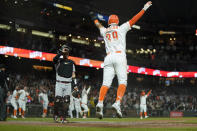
[0,64,9,121]
[53,45,76,123]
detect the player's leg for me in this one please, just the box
[42,102,48,118]
[59,83,71,123]
[21,101,26,118]
[54,82,63,121]
[18,100,22,116]
[96,58,115,119]
[11,100,17,118]
[112,54,127,118]
[81,104,89,118]
[144,105,148,118]
[140,105,143,119]
[68,103,74,118]
[75,106,80,118]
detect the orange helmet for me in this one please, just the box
[141,91,145,96]
[108,14,119,25]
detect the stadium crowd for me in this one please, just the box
[6,70,197,117]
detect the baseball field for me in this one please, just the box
[0,117,197,131]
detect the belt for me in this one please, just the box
[107,51,122,55]
[56,80,71,84]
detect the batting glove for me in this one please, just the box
[143,1,152,11]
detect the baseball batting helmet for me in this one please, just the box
[141,91,145,96]
[108,14,119,25]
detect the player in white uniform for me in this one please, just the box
[92,1,152,119]
[6,91,12,116]
[18,86,31,118]
[68,95,74,118]
[73,94,82,118]
[81,85,91,118]
[140,90,152,119]
[38,87,49,118]
[10,86,19,119]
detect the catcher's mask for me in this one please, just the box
[59,45,71,58]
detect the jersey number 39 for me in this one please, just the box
[106,31,118,41]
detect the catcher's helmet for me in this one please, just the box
[108,14,119,25]
[59,44,71,52]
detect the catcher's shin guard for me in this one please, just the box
[59,95,70,118]
[54,96,62,117]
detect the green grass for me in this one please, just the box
[0,125,197,131]
[1,117,197,131]
[6,117,197,122]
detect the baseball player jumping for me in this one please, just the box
[91,1,152,119]
[140,90,152,119]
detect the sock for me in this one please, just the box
[116,84,126,102]
[43,109,47,115]
[144,112,147,116]
[19,108,21,114]
[140,112,143,117]
[14,110,17,116]
[22,111,25,116]
[98,85,109,103]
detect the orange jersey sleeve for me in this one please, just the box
[129,9,145,27]
[147,90,152,97]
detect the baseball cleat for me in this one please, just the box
[13,116,17,119]
[53,115,58,123]
[145,116,149,118]
[60,117,68,124]
[21,116,25,119]
[112,103,122,118]
[96,103,103,119]
[140,117,143,119]
[42,114,46,118]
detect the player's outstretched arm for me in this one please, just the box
[147,89,152,96]
[94,19,104,29]
[89,12,104,29]
[129,1,152,27]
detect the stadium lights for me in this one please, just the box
[0,24,11,30]
[159,30,176,35]
[16,28,26,33]
[32,30,54,38]
[53,3,72,11]
[71,38,89,45]
[94,43,101,47]
[59,35,67,41]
